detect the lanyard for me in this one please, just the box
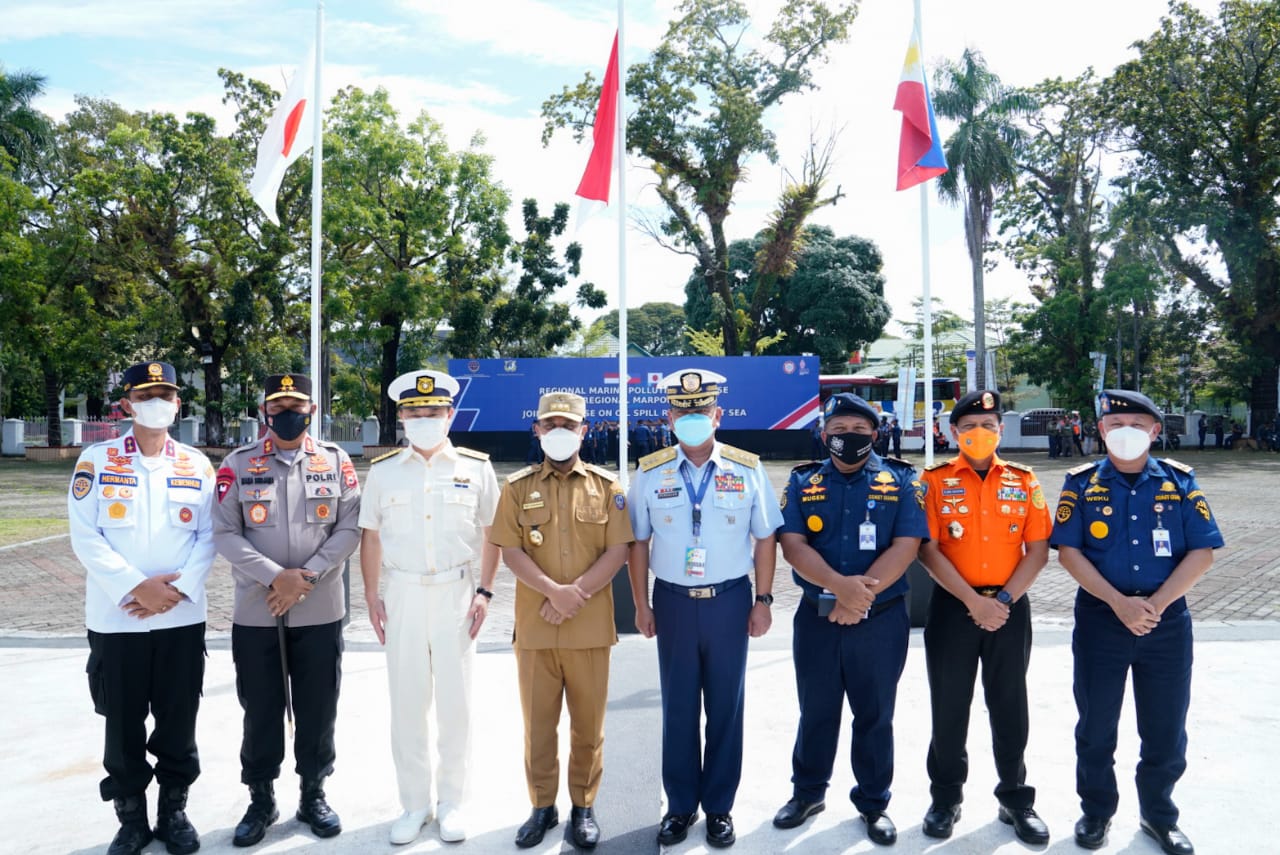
[679,460,716,540]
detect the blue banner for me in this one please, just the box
[446,356,819,431]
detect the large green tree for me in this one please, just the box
[0,65,51,171]
[933,48,1033,389]
[542,0,857,355]
[594,302,689,355]
[1104,0,1280,423]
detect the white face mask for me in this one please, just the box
[1105,425,1153,461]
[130,398,177,430]
[539,427,582,462]
[402,416,449,450]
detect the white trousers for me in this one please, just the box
[385,573,475,812]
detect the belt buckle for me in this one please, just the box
[689,586,714,599]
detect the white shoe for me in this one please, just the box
[390,808,432,845]
[438,802,467,842]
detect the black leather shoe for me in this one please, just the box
[922,803,961,839]
[656,811,698,846]
[706,813,735,848]
[999,806,1049,845]
[773,798,826,829]
[1140,818,1195,855]
[108,795,153,855]
[515,806,559,848]
[153,786,200,854]
[233,782,278,847]
[296,778,342,838]
[1074,815,1110,850]
[860,811,897,846]
[570,805,599,850]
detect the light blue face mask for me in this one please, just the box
[673,413,715,446]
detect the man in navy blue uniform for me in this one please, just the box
[628,368,782,848]
[772,393,928,846]
[1051,390,1223,855]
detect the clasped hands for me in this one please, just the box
[540,580,591,626]
[124,573,184,619]
[826,575,880,625]
[267,568,316,617]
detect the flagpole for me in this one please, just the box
[616,0,630,486]
[309,0,325,438]
[915,0,935,467]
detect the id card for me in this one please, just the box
[859,521,877,551]
[1152,527,1172,558]
[684,546,707,578]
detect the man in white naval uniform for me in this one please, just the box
[68,360,215,855]
[359,369,501,845]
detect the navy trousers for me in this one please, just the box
[653,577,751,815]
[86,624,206,801]
[232,619,343,785]
[1073,591,1192,826]
[790,596,909,813]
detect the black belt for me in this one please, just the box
[802,593,903,618]
[654,576,749,600]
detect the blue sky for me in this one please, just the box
[1,0,1220,337]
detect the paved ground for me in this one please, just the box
[1,448,1278,853]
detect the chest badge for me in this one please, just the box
[947,521,964,539]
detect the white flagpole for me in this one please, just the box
[916,0,935,466]
[616,0,630,486]
[309,1,325,438]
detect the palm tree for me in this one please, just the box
[0,65,51,171]
[932,49,1032,389]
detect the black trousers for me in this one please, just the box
[86,623,206,801]
[924,588,1035,810]
[232,620,343,785]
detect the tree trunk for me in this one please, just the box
[1249,362,1278,430]
[203,359,224,447]
[378,316,403,445]
[43,369,62,447]
[966,193,986,390]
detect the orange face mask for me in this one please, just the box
[957,427,1000,460]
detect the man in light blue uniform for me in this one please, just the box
[1051,390,1223,855]
[627,368,782,849]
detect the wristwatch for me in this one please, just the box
[996,589,1013,605]
[475,586,494,600]
[755,593,774,607]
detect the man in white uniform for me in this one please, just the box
[359,369,500,845]
[68,360,215,855]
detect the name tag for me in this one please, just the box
[684,547,707,578]
[1152,527,1172,558]
[859,521,877,551]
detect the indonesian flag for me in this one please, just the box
[575,33,620,213]
[893,23,948,191]
[249,45,316,226]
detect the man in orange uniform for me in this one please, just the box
[916,390,1052,845]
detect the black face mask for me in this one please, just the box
[825,431,874,465]
[267,409,311,441]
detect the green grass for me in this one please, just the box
[0,516,68,548]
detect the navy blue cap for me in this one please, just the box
[950,389,1001,424]
[1097,389,1161,421]
[121,361,178,393]
[823,393,878,426]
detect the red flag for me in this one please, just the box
[893,24,947,191]
[249,45,316,225]
[575,33,620,204]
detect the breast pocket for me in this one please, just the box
[241,484,277,528]
[96,494,135,529]
[379,490,412,528]
[712,490,749,526]
[168,490,201,530]
[444,488,479,522]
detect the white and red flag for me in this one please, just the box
[574,32,620,217]
[249,45,316,225]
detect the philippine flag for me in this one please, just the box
[604,373,639,385]
[893,22,948,191]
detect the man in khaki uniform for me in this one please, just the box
[212,373,361,847]
[359,369,500,845]
[490,391,634,850]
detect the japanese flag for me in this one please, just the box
[249,45,316,226]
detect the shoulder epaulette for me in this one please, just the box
[507,465,538,483]
[456,446,490,461]
[369,448,402,465]
[790,460,823,474]
[720,444,760,468]
[881,456,913,469]
[222,444,251,460]
[639,447,678,472]
[1163,458,1194,475]
[924,460,950,471]
[1067,460,1099,477]
[1004,460,1034,473]
[585,463,618,482]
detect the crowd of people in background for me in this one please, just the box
[526,417,677,467]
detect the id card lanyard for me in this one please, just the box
[679,460,717,546]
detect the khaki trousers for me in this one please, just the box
[385,573,474,812]
[514,645,610,807]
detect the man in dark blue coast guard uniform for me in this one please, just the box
[1051,390,1223,855]
[772,393,928,847]
[628,368,783,848]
